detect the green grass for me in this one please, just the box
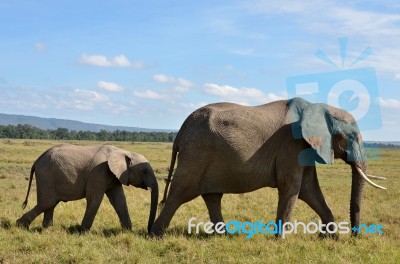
[0,139,399,263]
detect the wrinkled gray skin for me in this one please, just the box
[17,144,158,233]
[151,97,376,237]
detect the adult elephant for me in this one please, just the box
[17,144,158,233]
[151,97,385,237]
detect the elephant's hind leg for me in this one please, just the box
[151,197,182,237]
[43,203,58,228]
[202,193,224,224]
[17,197,59,229]
[16,205,45,229]
[151,174,201,237]
[275,168,303,238]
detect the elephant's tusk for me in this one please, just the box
[356,167,387,190]
[367,174,386,180]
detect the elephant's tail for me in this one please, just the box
[22,163,35,210]
[159,143,178,211]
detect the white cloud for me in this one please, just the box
[228,48,254,56]
[46,95,94,111]
[113,55,131,67]
[176,78,194,88]
[203,83,285,105]
[173,86,190,93]
[241,0,400,75]
[35,42,47,52]
[104,102,130,114]
[73,89,109,102]
[133,90,169,100]
[394,73,400,80]
[179,102,209,111]
[243,0,330,15]
[153,74,194,91]
[327,7,400,38]
[373,97,400,139]
[206,17,267,40]
[0,97,47,111]
[379,98,400,110]
[80,54,111,67]
[153,74,174,83]
[97,81,124,92]
[79,53,144,69]
[0,87,97,113]
[70,100,94,111]
[251,0,400,40]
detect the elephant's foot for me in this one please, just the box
[120,219,132,231]
[79,224,92,233]
[318,222,339,240]
[16,218,30,229]
[318,232,339,240]
[42,221,53,228]
[77,224,92,233]
[42,216,54,228]
[149,226,164,238]
[65,223,91,234]
[62,224,87,234]
[121,224,132,231]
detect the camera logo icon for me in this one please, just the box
[287,38,382,165]
[287,38,381,131]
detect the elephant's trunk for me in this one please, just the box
[350,163,366,236]
[145,169,159,234]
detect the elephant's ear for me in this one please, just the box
[107,151,132,185]
[300,104,333,165]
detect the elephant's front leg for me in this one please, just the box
[81,193,105,231]
[298,166,336,239]
[106,184,132,230]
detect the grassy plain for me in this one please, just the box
[0,139,399,263]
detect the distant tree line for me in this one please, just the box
[1,124,399,147]
[364,142,400,149]
[0,124,177,142]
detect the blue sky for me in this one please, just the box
[0,0,399,140]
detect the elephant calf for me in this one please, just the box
[16,144,158,232]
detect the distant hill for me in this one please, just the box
[0,113,175,133]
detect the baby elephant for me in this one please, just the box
[16,144,159,233]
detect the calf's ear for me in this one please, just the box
[107,151,132,185]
